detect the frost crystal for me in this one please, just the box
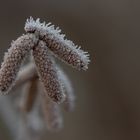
[25,17,90,70]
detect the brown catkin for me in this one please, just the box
[0,34,38,94]
[25,17,90,71]
[33,41,65,103]
[41,94,63,131]
[43,36,89,71]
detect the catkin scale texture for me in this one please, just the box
[0,34,38,94]
[43,37,88,70]
[33,41,65,103]
[25,17,90,71]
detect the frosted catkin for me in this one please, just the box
[43,35,90,70]
[33,41,65,103]
[0,34,38,94]
[25,17,90,71]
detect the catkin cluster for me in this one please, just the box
[19,61,75,131]
[0,17,90,103]
[0,17,90,131]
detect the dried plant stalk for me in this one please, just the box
[0,34,38,94]
[43,36,90,71]
[33,41,65,103]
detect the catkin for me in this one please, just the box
[33,41,65,103]
[25,17,90,70]
[0,34,38,94]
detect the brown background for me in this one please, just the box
[0,0,140,140]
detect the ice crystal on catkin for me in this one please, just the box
[33,41,65,103]
[0,34,38,94]
[25,17,90,70]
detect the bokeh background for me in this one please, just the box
[0,0,140,140]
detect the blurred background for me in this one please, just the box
[0,0,140,140]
